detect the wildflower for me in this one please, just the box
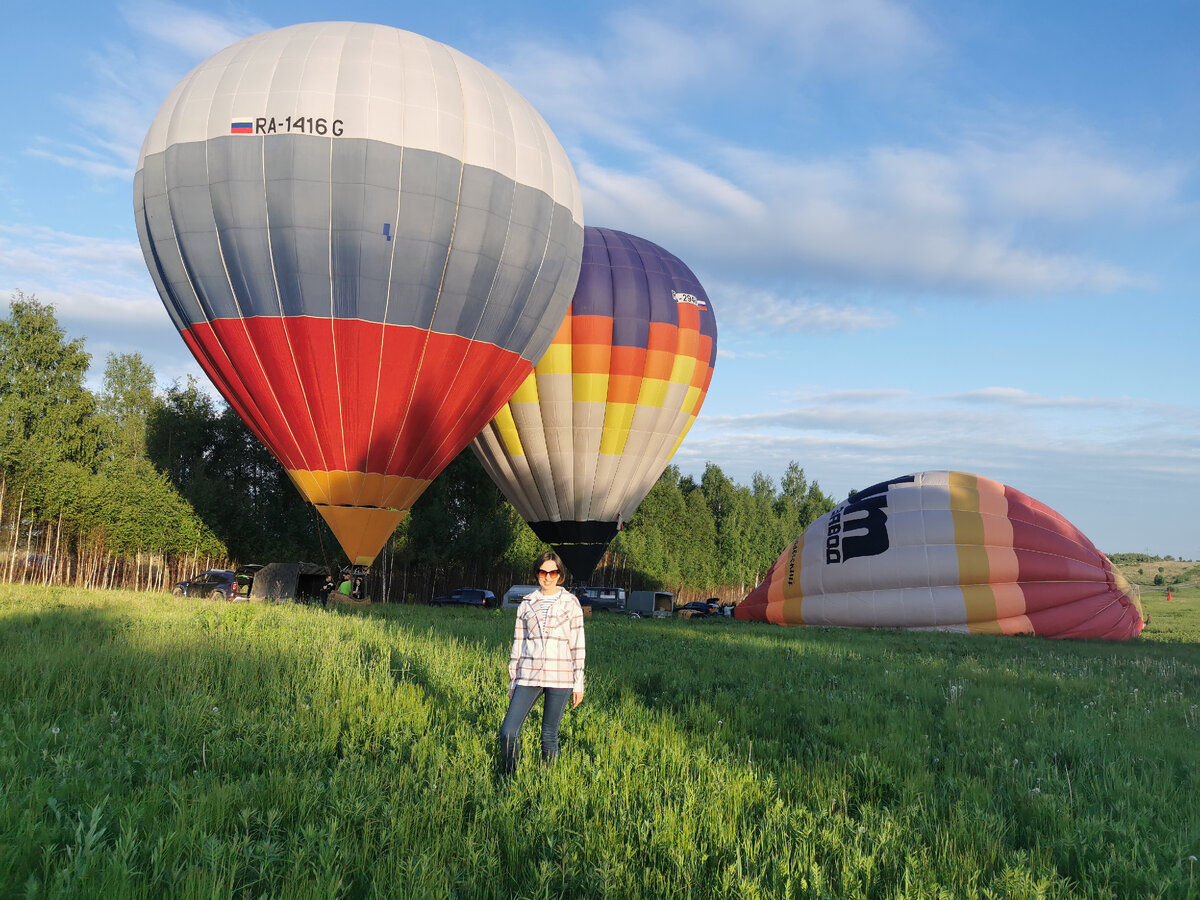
[51,726,60,736]
[1030,787,1041,794]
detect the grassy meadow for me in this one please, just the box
[1,584,1197,899]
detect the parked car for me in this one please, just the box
[430,587,497,608]
[172,569,238,600]
[173,564,263,601]
[676,599,720,617]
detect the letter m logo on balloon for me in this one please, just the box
[836,475,915,563]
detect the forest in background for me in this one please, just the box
[0,293,838,601]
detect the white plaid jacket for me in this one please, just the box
[509,589,586,693]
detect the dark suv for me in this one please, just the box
[430,587,497,608]
[172,569,237,600]
[173,565,263,601]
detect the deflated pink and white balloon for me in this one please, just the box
[736,471,1143,639]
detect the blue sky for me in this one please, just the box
[2,0,1197,559]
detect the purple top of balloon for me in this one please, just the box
[574,227,717,362]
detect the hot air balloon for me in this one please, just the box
[134,22,584,566]
[736,471,1143,639]
[471,227,718,578]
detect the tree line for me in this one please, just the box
[0,293,835,599]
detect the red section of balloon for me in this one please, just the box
[182,319,530,480]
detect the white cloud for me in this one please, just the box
[120,0,267,59]
[709,143,1158,292]
[496,2,1179,299]
[944,387,1139,410]
[702,401,1010,439]
[673,384,1200,555]
[502,0,937,145]
[964,138,1186,221]
[26,140,132,180]
[780,388,913,404]
[605,9,729,91]
[578,144,1152,294]
[715,283,896,334]
[0,225,145,289]
[723,0,939,71]
[0,224,196,388]
[683,387,1200,486]
[30,2,268,181]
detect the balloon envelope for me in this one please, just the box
[471,227,718,577]
[736,471,1143,639]
[134,22,584,565]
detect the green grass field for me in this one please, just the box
[1,585,1197,899]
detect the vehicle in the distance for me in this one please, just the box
[676,599,721,617]
[501,585,537,610]
[577,585,627,612]
[173,565,263,601]
[172,569,237,600]
[430,587,497,608]
[234,564,265,597]
[629,590,674,617]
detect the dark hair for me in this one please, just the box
[535,549,567,581]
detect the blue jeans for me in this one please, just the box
[499,685,572,775]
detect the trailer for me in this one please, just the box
[629,590,674,617]
[249,561,330,602]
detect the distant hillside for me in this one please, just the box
[1109,554,1200,587]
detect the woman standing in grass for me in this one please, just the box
[500,550,585,776]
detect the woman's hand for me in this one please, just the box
[572,691,583,708]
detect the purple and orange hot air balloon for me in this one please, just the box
[736,471,1143,638]
[471,227,718,578]
[134,23,584,565]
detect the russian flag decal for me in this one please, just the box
[230,120,254,134]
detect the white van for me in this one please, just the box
[502,585,538,610]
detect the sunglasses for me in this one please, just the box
[537,568,560,577]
